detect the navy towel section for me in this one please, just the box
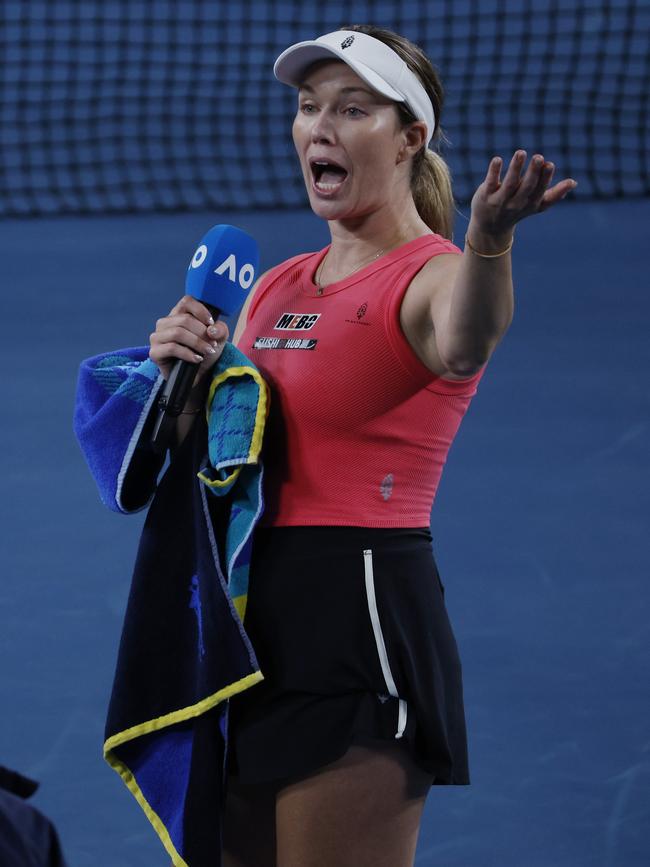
[74,343,269,867]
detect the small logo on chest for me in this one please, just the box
[345,301,371,326]
[274,312,320,330]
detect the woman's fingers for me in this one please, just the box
[156,311,227,342]
[155,312,205,341]
[532,161,555,199]
[484,156,503,194]
[498,149,527,196]
[149,341,205,365]
[519,156,577,209]
[151,323,217,358]
[519,154,547,196]
[501,151,549,202]
[154,309,228,349]
[493,151,547,200]
[475,150,577,233]
[538,178,579,211]
[149,295,230,379]
[487,150,577,210]
[169,294,215,325]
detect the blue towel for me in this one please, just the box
[74,343,270,866]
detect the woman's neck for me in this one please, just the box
[325,199,430,273]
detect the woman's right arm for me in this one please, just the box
[148,273,267,447]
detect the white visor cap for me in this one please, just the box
[273,30,436,144]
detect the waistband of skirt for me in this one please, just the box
[251,525,433,558]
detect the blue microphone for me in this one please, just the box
[151,225,259,451]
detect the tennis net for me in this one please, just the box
[1,0,648,217]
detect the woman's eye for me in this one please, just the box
[344,106,365,117]
[300,103,316,114]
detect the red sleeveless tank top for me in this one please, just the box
[237,234,486,527]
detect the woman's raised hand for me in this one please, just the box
[149,294,229,385]
[469,150,578,239]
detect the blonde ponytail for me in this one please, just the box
[342,25,457,240]
[412,148,455,241]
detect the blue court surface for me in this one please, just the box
[1,198,648,866]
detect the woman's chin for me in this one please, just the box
[309,202,341,221]
[307,190,354,221]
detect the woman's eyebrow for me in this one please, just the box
[298,83,377,98]
[339,86,376,97]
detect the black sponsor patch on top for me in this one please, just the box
[274,312,320,330]
[253,336,318,350]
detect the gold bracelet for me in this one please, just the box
[180,406,202,415]
[464,232,514,258]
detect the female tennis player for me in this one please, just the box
[149,24,576,867]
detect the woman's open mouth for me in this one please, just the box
[310,159,349,193]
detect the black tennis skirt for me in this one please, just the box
[225,525,470,787]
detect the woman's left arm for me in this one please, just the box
[433,149,577,376]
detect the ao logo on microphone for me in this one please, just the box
[190,245,256,290]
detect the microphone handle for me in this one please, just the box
[150,303,221,453]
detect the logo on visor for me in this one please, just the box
[341,36,355,49]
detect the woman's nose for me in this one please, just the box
[310,111,336,144]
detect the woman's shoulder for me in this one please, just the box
[417,232,463,260]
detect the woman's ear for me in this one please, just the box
[396,121,428,164]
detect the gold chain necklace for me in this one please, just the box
[314,247,385,295]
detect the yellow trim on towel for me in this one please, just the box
[197,464,242,489]
[102,754,190,867]
[104,670,264,867]
[104,670,263,752]
[241,366,269,462]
